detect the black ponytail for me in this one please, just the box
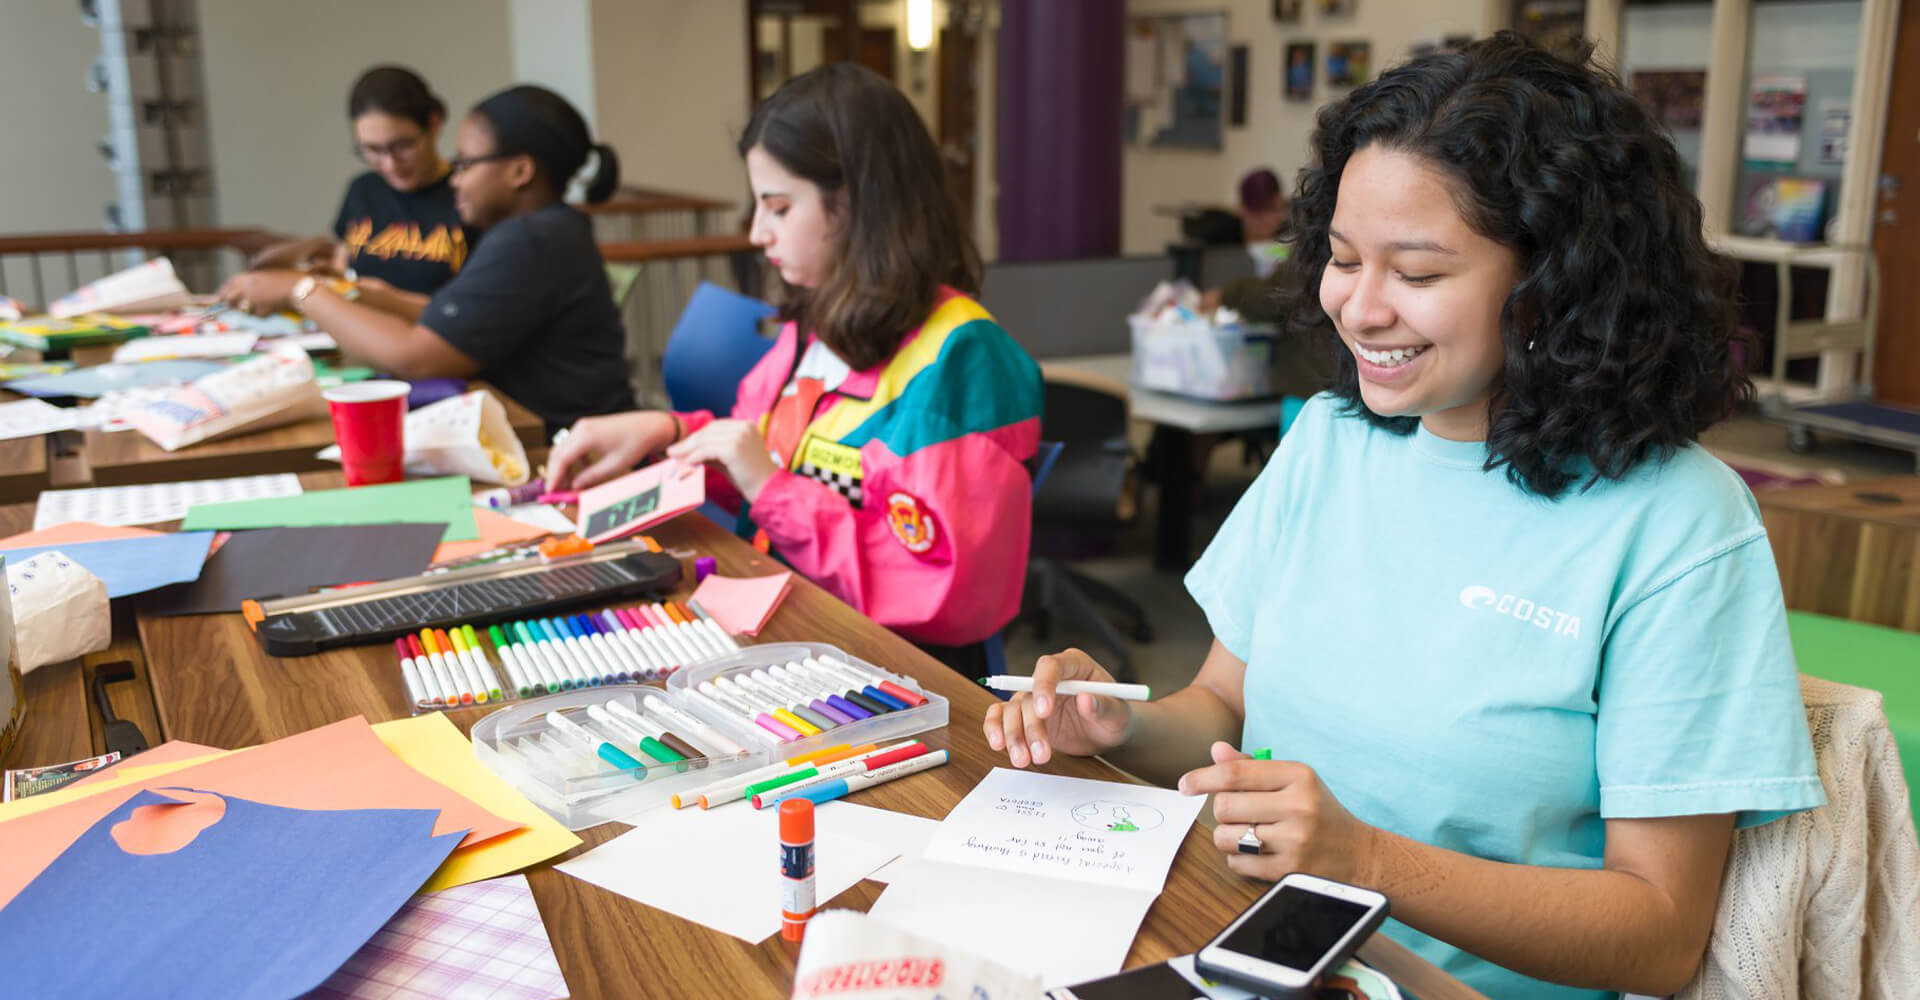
[348,66,444,127]
[584,142,620,204]
[470,85,618,204]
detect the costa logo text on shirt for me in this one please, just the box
[1457,584,1582,639]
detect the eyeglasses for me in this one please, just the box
[353,133,428,163]
[449,152,517,174]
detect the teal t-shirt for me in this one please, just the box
[1186,395,1824,1000]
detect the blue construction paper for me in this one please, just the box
[0,788,463,1000]
[4,359,230,398]
[0,531,215,598]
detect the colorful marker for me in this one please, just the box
[463,624,510,699]
[747,742,924,808]
[775,748,950,809]
[395,638,432,709]
[421,630,472,705]
[408,634,450,707]
[644,694,751,757]
[691,743,875,810]
[440,628,489,704]
[545,709,643,771]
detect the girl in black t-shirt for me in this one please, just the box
[219,85,635,433]
[245,66,474,312]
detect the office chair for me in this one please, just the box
[1010,380,1151,683]
[661,282,778,416]
[983,440,1064,679]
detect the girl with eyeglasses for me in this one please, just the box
[243,66,472,308]
[224,84,635,434]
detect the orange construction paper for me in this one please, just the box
[0,716,521,908]
[111,790,227,855]
[430,507,555,565]
[0,522,160,548]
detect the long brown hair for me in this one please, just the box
[739,63,981,371]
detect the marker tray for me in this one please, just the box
[471,683,757,830]
[663,641,948,769]
[472,642,949,829]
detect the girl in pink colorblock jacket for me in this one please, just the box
[548,65,1041,677]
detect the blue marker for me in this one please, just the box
[860,685,910,711]
[557,617,608,687]
[539,619,596,687]
[574,614,626,683]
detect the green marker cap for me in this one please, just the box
[1247,748,1272,760]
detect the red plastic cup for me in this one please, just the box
[323,380,409,486]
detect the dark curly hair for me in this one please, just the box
[1285,31,1748,498]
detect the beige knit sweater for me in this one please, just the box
[1676,674,1920,999]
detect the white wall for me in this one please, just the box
[589,0,751,205]
[198,0,511,236]
[511,0,598,129]
[0,5,113,231]
[1121,0,1498,255]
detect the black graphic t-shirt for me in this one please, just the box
[331,171,474,294]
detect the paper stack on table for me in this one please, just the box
[868,768,1207,986]
[49,257,191,317]
[0,714,582,998]
[0,398,79,440]
[557,798,935,942]
[33,473,303,529]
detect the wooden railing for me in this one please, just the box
[583,185,739,245]
[0,227,272,308]
[601,233,763,407]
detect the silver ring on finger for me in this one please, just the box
[1236,824,1263,855]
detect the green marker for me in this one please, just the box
[462,625,506,700]
[515,620,573,691]
[1246,748,1272,760]
[484,624,535,697]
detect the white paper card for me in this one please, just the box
[868,769,1206,986]
[556,800,917,942]
[33,473,303,529]
[921,768,1205,894]
[0,399,79,441]
[871,859,1154,987]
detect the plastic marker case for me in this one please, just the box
[471,642,947,828]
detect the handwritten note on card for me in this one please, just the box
[924,768,1202,894]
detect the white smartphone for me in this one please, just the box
[1194,872,1390,998]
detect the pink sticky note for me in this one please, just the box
[575,458,706,544]
[688,572,793,636]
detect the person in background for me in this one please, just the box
[220,84,635,433]
[984,34,1821,999]
[246,67,474,319]
[546,64,1043,678]
[1236,167,1289,279]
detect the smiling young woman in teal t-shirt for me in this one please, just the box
[982,33,1822,1000]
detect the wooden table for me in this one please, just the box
[0,389,51,504]
[81,383,546,487]
[1758,475,1920,631]
[3,472,1478,999]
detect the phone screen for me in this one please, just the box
[1049,962,1208,1000]
[1215,885,1370,972]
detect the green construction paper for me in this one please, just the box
[180,476,478,542]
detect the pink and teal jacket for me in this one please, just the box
[678,290,1042,646]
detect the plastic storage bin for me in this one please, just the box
[471,642,947,829]
[1129,313,1277,401]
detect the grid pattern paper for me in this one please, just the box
[304,875,569,1000]
[33,473,303,529]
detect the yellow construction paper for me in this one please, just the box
[370,713,582,890]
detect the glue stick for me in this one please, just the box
[779,798,816,942]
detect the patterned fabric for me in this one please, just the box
[305,875,570,1000]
